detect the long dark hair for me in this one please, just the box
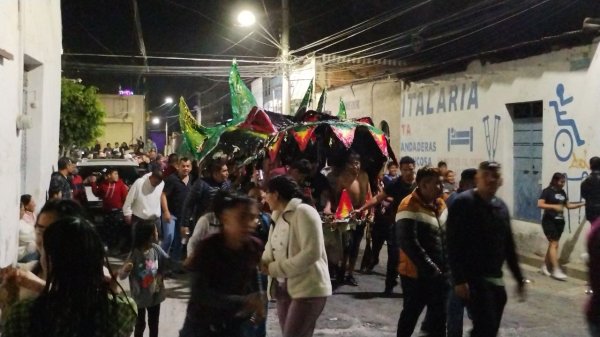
[549,172,565,188]
[30,217,125,337]
[265,175,304,203]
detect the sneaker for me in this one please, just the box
[540,265,551,276]
[551,269,568,281]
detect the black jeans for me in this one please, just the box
[371,222,398,289]
[397,275,448,337]
[135,303,161,337]
[467,280,507,337]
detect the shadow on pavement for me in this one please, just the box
[333,291,403,300]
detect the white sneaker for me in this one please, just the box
[551,268,568,281]
[540,265,551,276]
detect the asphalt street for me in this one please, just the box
[110,245,591,337]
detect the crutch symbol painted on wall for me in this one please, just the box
[482,115,501,161]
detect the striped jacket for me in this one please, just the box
[395,189,448,279]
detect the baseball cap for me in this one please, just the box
[478,161,501,171]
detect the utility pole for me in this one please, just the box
[281,0,290,115]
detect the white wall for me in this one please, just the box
[385,41,600,265]
[0,0,62,267]
[98,94,146,145]
[323,80,403,159]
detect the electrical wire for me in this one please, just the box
[291,0,432,54]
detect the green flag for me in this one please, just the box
[338,98,347,120]
[295,80,313,116]
[316,89,327,113]
[229,60,257,125]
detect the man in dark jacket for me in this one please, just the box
[395,167,447,337]
[446,161,526,337]
[582,156,600,223]
[49,157,75,200]
[180,157,231,236]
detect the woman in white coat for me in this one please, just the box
[261,175,332,337]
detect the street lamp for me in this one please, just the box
[151,117,160,125]
[164,97,173,104]
[236,1,290,115]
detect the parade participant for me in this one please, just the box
[71,167,87,204]
[161,157,192,262]
[0,200,92,301]
[395,167,448,337]
[437,160,448,177]
[48,157,74,200]
[356,156,416,294]
[537,172,584,280]
[262,175,331,337]
[447,161,526,337]
[163,153,179,178]
[19,194,36,227]
[119,221,170,337]
[383,161,400,186]
[443,170,457,197]
[587,218,600,337]
[324,151,371,286]
[3,216,137,337]
[179,192,264,337]
[123,170,164,226]
[89,168,129,252]
[180,157,231,238]
[18,195,37,263]
[445,168,477,337]
[582,156,600,223]
[147,149,161,173]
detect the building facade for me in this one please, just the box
[97,94,146,147]
[0,0,62,266]
[337,40,600,271]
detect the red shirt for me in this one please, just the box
[91,179,129,211]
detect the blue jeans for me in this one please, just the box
[161,215,182,261]
[447,288,467,337]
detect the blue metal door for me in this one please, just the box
[512,103,543,222]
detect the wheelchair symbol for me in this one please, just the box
[550,83,583,162]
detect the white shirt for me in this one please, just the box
[186,212,222,256]
[122,173,164,219]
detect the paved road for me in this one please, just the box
[111,247,591,337]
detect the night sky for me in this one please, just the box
[61,0,600,122]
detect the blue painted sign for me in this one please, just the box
[551,83,584,162]
[447,127,473,152]
[482,115,501,161]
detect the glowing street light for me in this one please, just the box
[164,97,174,104]
[152,117,160,125]
[237,10,256,27]
[236,1,290,115]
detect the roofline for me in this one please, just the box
[396,30,600,82]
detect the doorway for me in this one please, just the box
[508,101,543,222]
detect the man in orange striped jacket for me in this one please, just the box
[395,167,449,337]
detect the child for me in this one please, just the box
[119,220,169,337]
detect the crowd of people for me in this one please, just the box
[1,149,600,337]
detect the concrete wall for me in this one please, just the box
[385,41,600,268]
[98,94,146,145]
[0,0,62,266]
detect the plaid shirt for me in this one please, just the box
[2,295,137,337]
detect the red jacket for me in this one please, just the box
[91,179,129,211]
